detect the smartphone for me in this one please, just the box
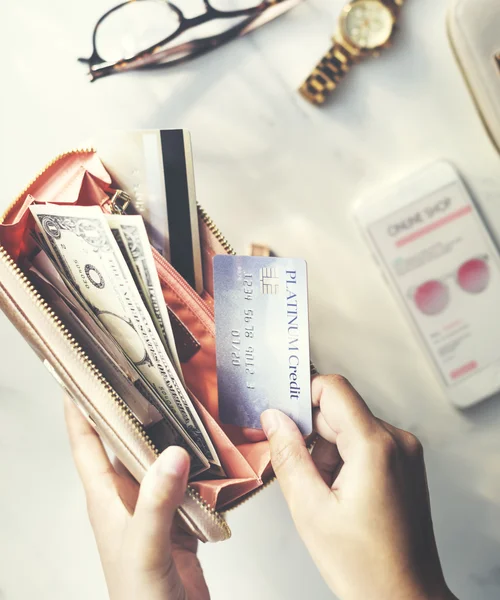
[355,161,500,408]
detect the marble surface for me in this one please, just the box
[2,0,500,598]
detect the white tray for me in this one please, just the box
[448,0,500,152]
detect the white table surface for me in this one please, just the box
[2,0,500,598]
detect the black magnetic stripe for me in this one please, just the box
[160,129,196,288]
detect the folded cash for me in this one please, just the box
[106,214,183,380]
[29,204,222,474]
[29,251,210,477]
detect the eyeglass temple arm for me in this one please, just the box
[86,7,267,80]
[84,0,300,79]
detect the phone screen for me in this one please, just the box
[368,179,500,387]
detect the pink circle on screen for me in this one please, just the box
[414,280,449,315]
[457,258,490,294]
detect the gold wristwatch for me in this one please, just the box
[299,0,404,105]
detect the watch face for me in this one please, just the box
[342,1,394,50]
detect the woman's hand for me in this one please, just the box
[64,396,210,600]
[261,375,458,600]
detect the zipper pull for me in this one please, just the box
[109,190,133,215]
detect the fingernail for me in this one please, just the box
[261,409,286,437]
[157,446,189,479]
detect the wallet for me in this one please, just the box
[448,0,500,153]
[0,148,279,543]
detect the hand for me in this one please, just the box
[261,375,458,600]
[64,396,210,600]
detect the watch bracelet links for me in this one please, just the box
[299,43,354,105]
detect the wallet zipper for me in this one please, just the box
[0,149,230,539]
[197,205,236,256]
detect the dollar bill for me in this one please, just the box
[106,214,183,380]
[30,266,161,427]
[31,250,142,387]
[29,204,221,470]
[29,252,209,476]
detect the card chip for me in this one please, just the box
[260,267,280,295]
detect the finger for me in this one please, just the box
[64,395,117,501]
[261,409,331,522]
[312,375,378,454]
[376,419,423,460]
[129,446,190,575]
[313,408,337,444]
[311,437,342,487]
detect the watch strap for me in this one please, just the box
[299,42,354,105]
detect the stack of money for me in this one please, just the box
[29,204,222,478]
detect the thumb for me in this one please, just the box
[261,410,330,523]
[129,446,190,575]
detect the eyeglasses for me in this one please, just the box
[409,257,490,316]
[79,0,301,81]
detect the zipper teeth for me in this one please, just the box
[4,148,94,223]
[186,206,280,516]
[197,204,236,255]
[1,149,229,536]
[187,488,232,539]
[0,244,156,451]
[0,247,225,533]
[5,148,313,534]
[0,215,227,536]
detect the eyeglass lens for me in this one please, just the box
[95,0,265,65]
[413,257,490,316]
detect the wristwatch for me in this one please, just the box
[299,0,404,105]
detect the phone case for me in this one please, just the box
[0,149,281,543]
[448,0,500,152]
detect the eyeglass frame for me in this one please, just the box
[79,0,300,81]
[408,255,491,316]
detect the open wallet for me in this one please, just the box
[0,143,303,543]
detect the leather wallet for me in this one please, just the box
[0,148,278,543]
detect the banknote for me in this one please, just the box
[29,263,162,427]
[29,204,221,470]
[106,214,183,379]
[31,250,142,387]
[92,130,204,293]
[29,252,209,476]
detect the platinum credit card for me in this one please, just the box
[214,255,312,434]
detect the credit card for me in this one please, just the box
[91,130,170,259]
[160,130,203,295]
[214,255,312,435]
[92,129,204,294]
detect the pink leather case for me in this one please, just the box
[0,150,276,543]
